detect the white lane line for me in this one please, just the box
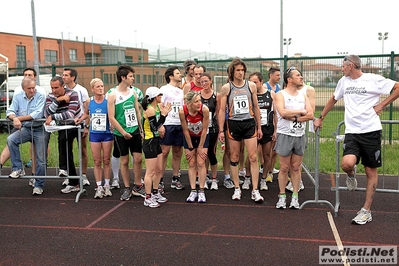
[327,212,350,266]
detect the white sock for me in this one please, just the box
[111,156,120,180]
[104,179,110,186]
[224,174,231,180]
[96,181,102,187]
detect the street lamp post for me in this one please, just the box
[283,38,291,56]
[378,32,388,55]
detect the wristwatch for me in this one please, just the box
[188,147,194,151]
[85,124,90,129]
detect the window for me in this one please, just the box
[85,53,100,64]
[44,50,58,63]
[135,74,140,84]
[143,74,147,84]
[103,73,109,84]
[69,49,77,61]
[125,56,133,63]
[16,46,26,69]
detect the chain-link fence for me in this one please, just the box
[7,52,399,141]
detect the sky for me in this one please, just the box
[1,0,399,59]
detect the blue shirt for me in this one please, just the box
[265,82,281,93]
[6,90,46,127]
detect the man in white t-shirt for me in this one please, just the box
[159,66,185,190]
[314,54,399,225]
[62,68,90,186]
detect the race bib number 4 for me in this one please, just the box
[91,113,107,131]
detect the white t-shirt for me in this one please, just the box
[334,73,395,134]
[69,83,89,117]
[160,83,183,125]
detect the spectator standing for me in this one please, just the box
[44,76,81,194]
[62,68,90,187]
[314,54,399,224]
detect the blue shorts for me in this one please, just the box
[160,125,184,146]
[89,132,114,143]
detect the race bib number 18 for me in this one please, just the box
[125,108,138,127]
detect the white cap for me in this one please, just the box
[145,86,162,99]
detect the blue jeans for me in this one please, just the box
[7,126,50,188]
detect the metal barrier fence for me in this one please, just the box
[0,119,86,202]
[300,121,334,210]
[333,120,399,215]
[6,52,399,135]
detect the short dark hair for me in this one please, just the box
[268,67,280,78]
[51,75,64,86]
[116,65,135,84]
[249,72,264,82]
[23,67,37,77]
[283,66,302,85]
[194,64,206,72]
[64,68,78,82]
[164,66,179,84]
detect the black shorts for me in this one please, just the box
[113,133,142,156]
[183,134,210,149]
[258,124,274,145]
[343,130,382,168]
[227,119,256,141]
[143,137,162,159]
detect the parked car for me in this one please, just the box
[0,89,14,112]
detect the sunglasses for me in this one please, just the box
[285,66,297,75]
[343,56,358,67]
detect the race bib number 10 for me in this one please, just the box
[233,95,249,115]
